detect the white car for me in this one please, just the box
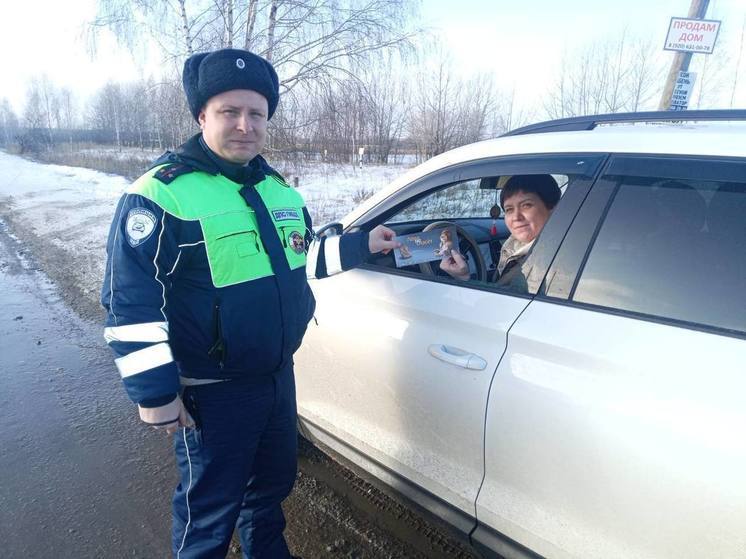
[295,110,746,559]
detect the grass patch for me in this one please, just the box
[33,146,159,180]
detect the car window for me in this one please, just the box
[387,179,498,222]
[387,175,570,222]
[368,171,587,296]
[572,177,746,334]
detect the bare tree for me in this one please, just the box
[87,0,418,163]
[409,46,497,160]
[244,0,259,49]
[224,0,235,47]
[20,77,61,148]
[265,0,279,61]
[0,99,19,147]
[58,88,78,150]
[90,82,124,148]
[91,0,417,91]
[691,48,732,109]
[179,0,195,55]
[23,85,45,130]
[89,0,213,58]
[359,62,408,163]
[545,32,662,118]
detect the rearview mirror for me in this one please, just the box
[479,176,512,190]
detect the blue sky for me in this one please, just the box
[1,0,744,116]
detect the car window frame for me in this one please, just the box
[352,153,608,297]
[540,153,746,340]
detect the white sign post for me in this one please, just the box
[664,17,721,54]
[669,71,697,111]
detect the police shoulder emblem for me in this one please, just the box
[126,208,158,247]
[289,231,305,254]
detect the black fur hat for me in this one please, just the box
[182,48,279,121]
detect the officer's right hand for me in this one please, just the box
[368,225,401,254]
[139,396,195,435]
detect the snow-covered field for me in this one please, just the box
[0,150,413,318]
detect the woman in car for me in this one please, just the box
[440,174,561,286]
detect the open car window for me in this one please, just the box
[386,175,571,224]
[368,172,582,295]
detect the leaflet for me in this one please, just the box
[393,226,459,267]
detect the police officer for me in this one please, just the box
[101,48,399,558]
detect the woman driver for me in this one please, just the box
[440,174,561,285]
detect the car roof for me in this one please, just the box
[343,122,746,227]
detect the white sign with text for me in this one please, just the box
[664,17,721,54]
[669,71,697,111]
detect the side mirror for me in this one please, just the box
[315,222,343,237]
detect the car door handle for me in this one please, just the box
[427,344,487,371]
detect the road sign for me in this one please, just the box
[669,71,697,111]
[664,17,721,54]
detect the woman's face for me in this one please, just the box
[503,190,552,243]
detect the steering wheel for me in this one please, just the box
[418,221,487,282]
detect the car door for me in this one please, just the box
[474,155,746,559]
[295,154,605,531]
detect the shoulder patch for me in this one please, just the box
[125,208,158,247]
[154,163,194,185]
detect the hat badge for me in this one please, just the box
[236,58,246,69]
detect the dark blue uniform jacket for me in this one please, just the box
[102,135,369,408]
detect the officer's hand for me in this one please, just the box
[368,225,401,254]
[139,396,195,435]
[440,250,470,281]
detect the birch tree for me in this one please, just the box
[545,33,661,118]
[91,0,417,92]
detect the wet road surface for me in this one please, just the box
[0,221,174,557]
[0,219,480,559]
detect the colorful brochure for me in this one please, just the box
[393,226,459,267]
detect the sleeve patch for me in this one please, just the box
[126,208,158,247]
[154,164,194,184]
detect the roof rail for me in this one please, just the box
[502,109,746,137]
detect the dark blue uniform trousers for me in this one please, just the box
[172,364,297,558]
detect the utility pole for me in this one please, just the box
[658,0,711,109]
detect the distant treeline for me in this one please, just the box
[5,0,724,166]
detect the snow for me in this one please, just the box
[0,150,411,229]
[0,149,414,310]
[291,162,412,224]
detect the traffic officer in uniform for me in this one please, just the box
[101,48,399,558]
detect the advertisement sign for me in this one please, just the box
[664,17,721,54]
[669,71,697,111]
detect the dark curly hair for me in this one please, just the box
[500,174,561,211]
